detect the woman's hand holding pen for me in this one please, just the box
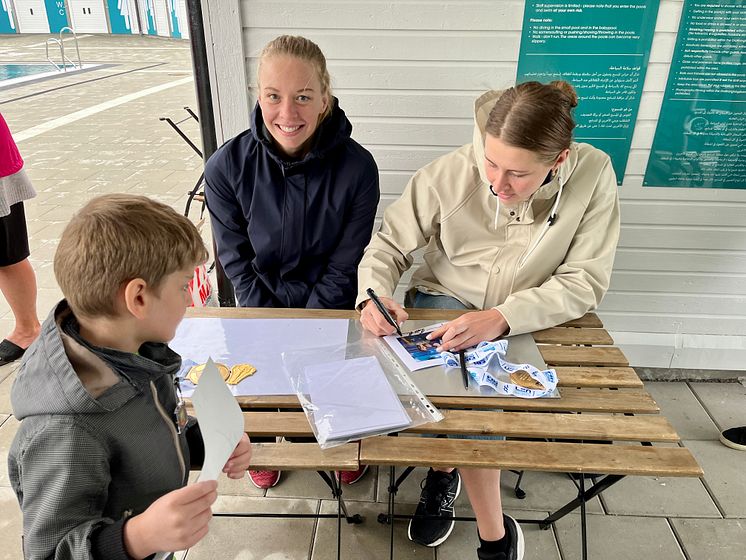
[428,309,509,352]
[360,296,409,336]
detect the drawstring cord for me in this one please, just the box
[490,184,501,230]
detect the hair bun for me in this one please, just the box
[549,80,578,108]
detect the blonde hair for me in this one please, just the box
[486,80,579,163]
[258,35,333,121]
[54,194,208,318]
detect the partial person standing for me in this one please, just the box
[204,35,380,489]
[357,81,621,560]
[0,112,40,365]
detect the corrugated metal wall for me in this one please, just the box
[205,0,746,369]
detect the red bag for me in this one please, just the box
[188,262,213,307]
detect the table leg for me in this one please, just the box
[539,474,625,529]
[389,466,396,560]
[375,466,418,560]
[316,471,364,524]
[579,473,587,560]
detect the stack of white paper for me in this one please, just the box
[303,356,412,444]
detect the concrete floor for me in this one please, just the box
[0,34,745,560]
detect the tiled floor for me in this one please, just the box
[1,35,745,560]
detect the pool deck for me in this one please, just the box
[0,34,745,560]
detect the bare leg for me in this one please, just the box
[0,258,41,348]
[461,468,505,540]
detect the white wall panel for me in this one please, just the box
[14,0,49,33]
[203,0,746,368]
[247,60,517,91]
[244,30,523,62]
[177,0,189,39]
[152,0,169,36]
[128,0,140,34]
[240,1,525,31]
[68,0,108,33]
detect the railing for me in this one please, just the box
[45,27,83,72]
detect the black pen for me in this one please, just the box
[366,288,402,336]
[458,349,469,389]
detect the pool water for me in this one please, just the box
[0,63,95,89]
[0,63,65,81]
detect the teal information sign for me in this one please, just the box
[644,1,745,189]
[516,1,660,184]
[44,0,69,33]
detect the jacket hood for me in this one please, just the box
[249,96,353,166]
[470,89,579,202]
[11,301,182,420]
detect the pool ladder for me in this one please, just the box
[45,27,83,72]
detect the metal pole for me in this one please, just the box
[186,0,235,307]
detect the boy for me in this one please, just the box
[8,194,252,559]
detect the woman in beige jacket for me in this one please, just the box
[357,82,620,560]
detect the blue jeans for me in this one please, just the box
[405,290,470,310]
[407,289,504,441]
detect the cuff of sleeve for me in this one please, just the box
[90,518,136,560]
[491,305,514,337]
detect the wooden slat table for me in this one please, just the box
[184,308,703,560]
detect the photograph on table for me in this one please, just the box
[384,323,445,371]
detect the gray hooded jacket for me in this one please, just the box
[8,301,202,559]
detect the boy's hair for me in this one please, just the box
[54,194,208,318]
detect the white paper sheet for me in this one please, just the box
[383,323,445,371]
[170,318,350,396]
[153,359,246,560]
[304,356,411,443]
[191,358,246,481]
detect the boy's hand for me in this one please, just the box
[360,297,409,336]
[123,480,218,559]
[223,433,252,479]
[428,309,508,352]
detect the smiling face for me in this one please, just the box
[257,55,329,159]
[484,134,567,205]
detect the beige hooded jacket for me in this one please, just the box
[356,90,621,335]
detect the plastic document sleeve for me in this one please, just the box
[304,356,410,443]
[283,340,442,448]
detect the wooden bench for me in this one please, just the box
[184,308,703,560]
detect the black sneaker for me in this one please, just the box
[407,468,461,547]
[476,515,525,560]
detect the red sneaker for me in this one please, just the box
[248,470,281,489]
[336,465,369,485]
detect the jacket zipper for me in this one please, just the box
[150,381,186,481]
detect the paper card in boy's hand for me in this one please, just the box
[191,358,245,481]
[383,323,445,371]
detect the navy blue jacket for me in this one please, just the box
[204,99,380,309]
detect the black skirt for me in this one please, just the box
[0,201,30,266]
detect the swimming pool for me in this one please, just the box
[0,63,100,89]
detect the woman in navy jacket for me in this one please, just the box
[205,35,380,310]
